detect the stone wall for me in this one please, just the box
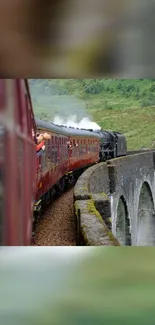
[74,162,120,246]
[74,151,155,246]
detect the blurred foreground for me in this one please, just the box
[1,247,155,324]
[0,0,155,77]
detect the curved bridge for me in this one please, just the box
[74,151,155,246]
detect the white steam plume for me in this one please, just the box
[53,115,101,130]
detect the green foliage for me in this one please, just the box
[29,78,155,150]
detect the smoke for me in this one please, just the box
[53,115,101,130]
[30,80,101,130]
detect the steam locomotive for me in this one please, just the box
[94,130,127,161]
[79,127,127,161]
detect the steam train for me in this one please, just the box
[0,79,127,246]
[34,119,127,216]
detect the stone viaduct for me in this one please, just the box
[74,151,155,246]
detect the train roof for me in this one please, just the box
[94,129,125,137]
[36,118,68,135]
[35,118,100,139]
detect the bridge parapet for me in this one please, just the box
[74,151,155,246]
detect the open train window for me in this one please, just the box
[46,139,51,160]
[93,140,95,152]
[51,147,55,163]
[55,147,58,163]
[41,151,46,168]
[79,139,83,155]
[61,138,64,160]
[65,139,68,158]
[91,139,93,151]
[61,145,64,161]
[59,137,62,161]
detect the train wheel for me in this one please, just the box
[55,178,65,197]
[68,173,75,187]
[59,177,65,193]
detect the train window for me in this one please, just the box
[80,141,83,155]
[64,145,66,160]
[38,153,42,166]
[63,145,65,159]
[80,140,82,154]
[41,150,46,169]
[51,147,55,163]
[55,147,58,163]
[61,145,64,161]
[65,141,68,158]
[63,145,65,160]
[72,139,74,157]
[93,140,95,152]
[46,139,51,160]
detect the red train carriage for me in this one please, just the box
[61,126,100,172]
[0,79,36,245]
[34,119,100,214]
[34,119,69,212]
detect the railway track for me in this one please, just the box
[32,187,76,246]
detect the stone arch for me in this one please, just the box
[137,181,155,246]
[116,195,131,246]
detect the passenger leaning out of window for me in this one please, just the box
[67,141,79,150]
[36,132,51,157]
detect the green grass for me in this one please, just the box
[29,79,155,150]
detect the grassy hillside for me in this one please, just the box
[29,79,155,150]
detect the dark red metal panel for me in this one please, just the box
[2,79,37,245]
[0,80,6,110]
